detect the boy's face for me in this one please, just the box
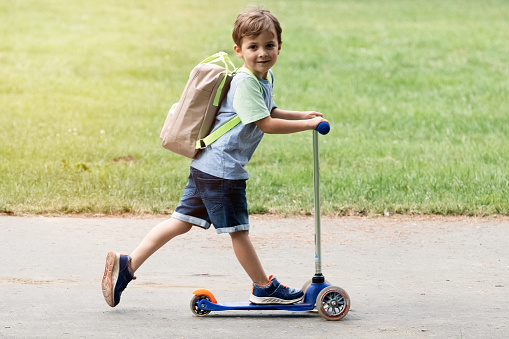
[234,29,281,80]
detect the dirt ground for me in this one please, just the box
[1,214,508,338]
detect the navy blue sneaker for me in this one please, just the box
[101,251,136,307]
[250,275,304,304]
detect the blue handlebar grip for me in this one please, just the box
[316,122,330,135]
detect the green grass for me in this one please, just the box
[1,0,508,216]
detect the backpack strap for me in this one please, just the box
[196,115,241,149]
[195,67,272,150]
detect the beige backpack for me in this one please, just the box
[160,52,270,158]
[160,52,240,158]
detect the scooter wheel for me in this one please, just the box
[190,294,211,317]
[316,286,350,321]
[302,279,331,313]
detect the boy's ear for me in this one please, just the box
[234,44,243,59]
[278,41,282,54]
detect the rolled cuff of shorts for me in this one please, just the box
[172,212,211,230]
[215,224,250,234]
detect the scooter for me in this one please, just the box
[190,122,350,321]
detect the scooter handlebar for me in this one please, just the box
[316,122,330,135]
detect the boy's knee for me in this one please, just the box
[181,224,193,234]
[170,217,193,235]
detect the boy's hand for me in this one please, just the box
[309,116,329,130]
[301,111,323,119]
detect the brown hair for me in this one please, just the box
[232,9,282,46]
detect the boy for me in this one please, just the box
[102,9,328,307]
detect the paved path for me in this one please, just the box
[1,215,508,338]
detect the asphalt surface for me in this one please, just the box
[1,215,508,338]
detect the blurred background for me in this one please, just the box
[1,0,508,216]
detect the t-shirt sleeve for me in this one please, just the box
[233,77,270,125]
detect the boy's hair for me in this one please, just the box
[232,9,282,46]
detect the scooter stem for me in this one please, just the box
[312,129,324,283]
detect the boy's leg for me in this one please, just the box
[102,217,192,307]
[230,230,269,286]
[130,218,192,273]
[230,230,304,304]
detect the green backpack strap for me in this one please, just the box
[196,67,272,150]
[196,115,241,149]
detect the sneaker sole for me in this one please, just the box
[101,251,120,307]
[249,295,304,305]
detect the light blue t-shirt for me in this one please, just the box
[191,71,276,180]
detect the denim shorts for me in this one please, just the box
[172,167,250,234]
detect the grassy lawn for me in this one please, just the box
[1,0,508,216]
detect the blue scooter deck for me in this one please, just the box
[197,299,316,312]
[195,282,331,312]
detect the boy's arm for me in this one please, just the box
[255,115,328,134]
[232,76,327,134]
[270,108,323,121]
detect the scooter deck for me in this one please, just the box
[196,299,316,312]
[194,282,330,312]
